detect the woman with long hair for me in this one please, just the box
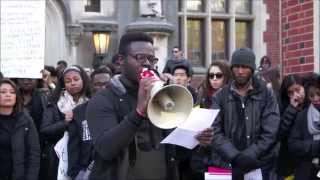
[0,79,40,180]
[192,60,232,180]
[277,74,306,178]
[279,74,306,114]
[257,56,272,82]
[196,60,231,108]
[40,65,91,180]
[67,67,112,180]
[258,55,272,73]
[288,73,320,179]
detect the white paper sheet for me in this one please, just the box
[244,168,262,180]
[204,172,232,180]
[54,132,71,180]
[161,108,219,149]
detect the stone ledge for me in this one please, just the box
[126,17,174,34]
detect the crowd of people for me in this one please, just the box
[0,32,320,180]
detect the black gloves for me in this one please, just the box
[232,153,258,173]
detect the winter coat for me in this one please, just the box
[11,111,41,180]
[212,77,280,178]
[25,89,47,132]
[68,102,94,178]
[192,87,231,175]
[187,85,198,104]
[40,103,66,180]
[86,75,177,180]
[277,104,300,176]
[162,58,193,75]
[41,103,67,142]
[195,87,213,109]
[288,107,320,180]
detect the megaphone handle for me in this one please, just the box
[136,108,146,118]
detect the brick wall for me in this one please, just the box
[263,0,281,69]
[281,0,314,75]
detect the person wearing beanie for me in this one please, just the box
[230,48,257,89]
[231,48,256,71]
[211,48,280,179]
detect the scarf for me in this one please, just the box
[307,104,320,138]
[307,104,320,165]
[57,91,88,113]
[204,88,215,108]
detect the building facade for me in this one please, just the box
[45,0,319,79]
[281,0,320,75]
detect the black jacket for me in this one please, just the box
[192,87,231,174]
[68,102,94,178]
[25,89,47,132]
[86,75,174,180]
[11,111,41,180]
[40,102,66,180]
[288,107,320,180]
[277,104,300,176]
[41,103,67,142]
[212,77,280,176]
[162,58,193,75]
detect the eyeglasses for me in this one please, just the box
[208,73,223,80]
[129,53,158,64]
[172,50,179,53]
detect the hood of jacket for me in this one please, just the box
[110,75,139,97]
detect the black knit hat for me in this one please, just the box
[231,48,256,71]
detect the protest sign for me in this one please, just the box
[0,1,45,78]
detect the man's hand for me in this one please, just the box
[136,76,158,117]
[195,127,213,146]
[41,69,54,88]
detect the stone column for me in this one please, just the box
[126,0,174,72]
[149,32,170,72]
[67,24,82,65]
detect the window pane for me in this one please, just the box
[235,0,250,14]
[85,0,100,12]
[186,0,204,12]
[187,19,204,66]
[212,20,227,61]
[211,0,226,13]
[236,21,251,48]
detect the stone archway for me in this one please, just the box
[45,0,70,66]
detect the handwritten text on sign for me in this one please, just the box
[0,1,45,78]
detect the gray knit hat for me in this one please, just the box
[231,48,256,71]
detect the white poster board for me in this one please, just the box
[0,1,45,78]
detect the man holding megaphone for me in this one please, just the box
[86,32,213,180]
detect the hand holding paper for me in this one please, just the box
[161,108,219,149]
[195,127,214,146]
